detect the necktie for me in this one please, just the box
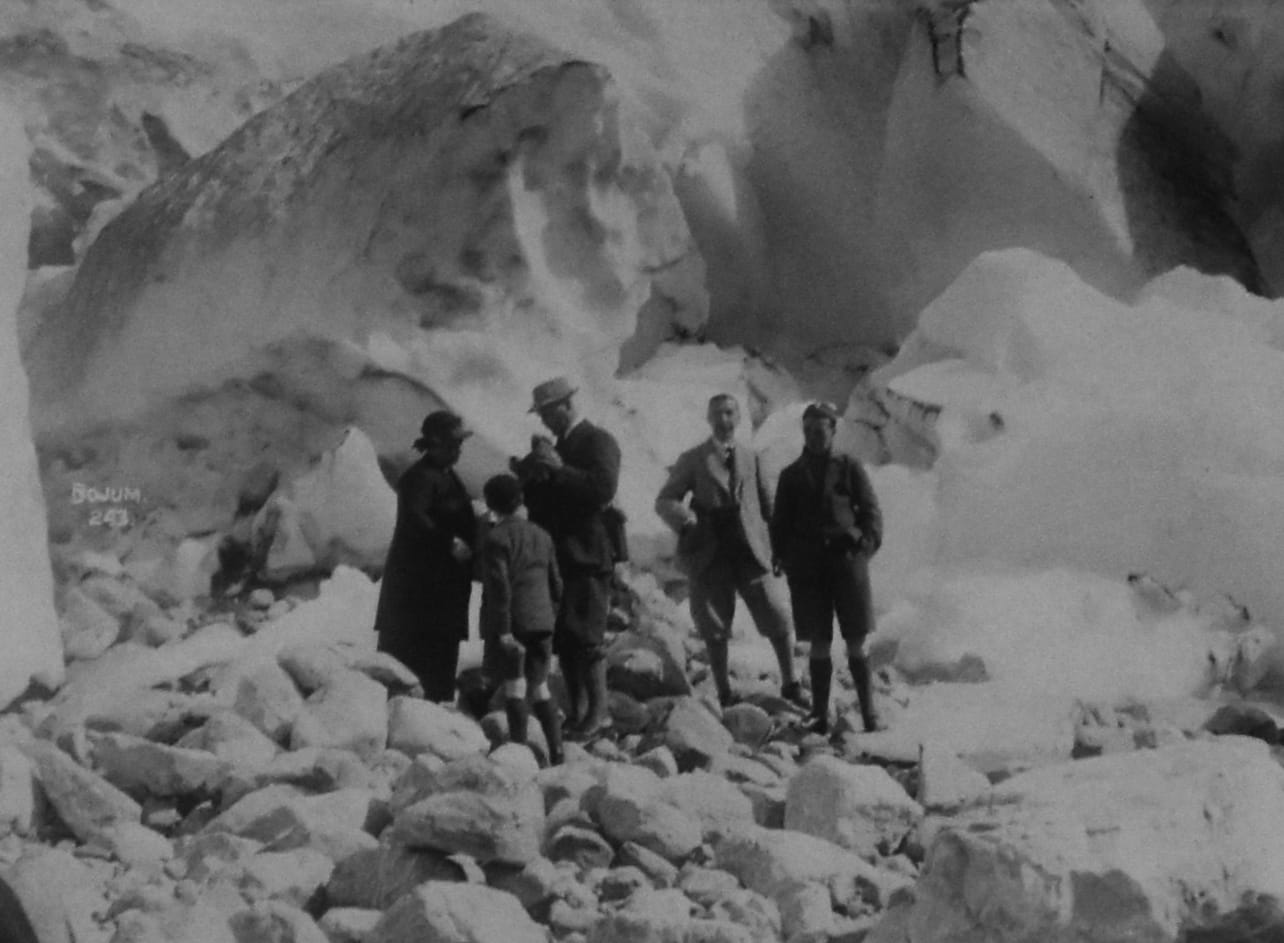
[725,446,738,498]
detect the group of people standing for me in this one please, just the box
[373,377,885,768]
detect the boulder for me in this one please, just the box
[658,772,755,844]
[173,832,264,884]
[24,739,141,844]
[240,848,334,909]
[1,855,73,943]
[367,881,547,943]
[204,785,379,861]
[870,737,1284,943]
[229,902,330,943]
[584,764,702,862]
[223,658,307,744]
[0,746,38,836]
[384,697,491,761]
[391,754,544,866]
[111,901,238,943]
[174,710,280,769]
[326,842,460,910]
[714,825,911,939]
[59,586,121,661]
[915,742,991,811]
[636,746,679,779]
[585,888,695,943]
[547,824,615,871]
[659,698,734,772]
[607,632,692,701]
[289,672,388,758]
[618,841,679,889]
[91,732,232,800]
[784,755,924,859]
[720,704,773,750]
[318,908,382,943]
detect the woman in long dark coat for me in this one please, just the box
[374,410,477,702]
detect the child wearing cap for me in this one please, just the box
[479,473,565,764]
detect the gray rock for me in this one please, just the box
[916,742,991,811]
[318,908,381,943]
[658,772,754,844]
[720,704,773,750]
[585,765,701,862]
[547,824,615,871]
[635,746,678,779]
[289,672,388,759]
[204,785,379,861]
[784,755,923,859]
[24,739,141,844]
[174,710,280,770]
[617,841,679,889]
[660,699,734,772]
[91,732,232,800]
[240,848,334,908]
[594,865,652,903]
[0,746,37,836]
[224,658,306,744]
[367,881,547,943]
[229,901,330,943]
[585,888,695,943]
[392,754,544,866]
[326,842,460,909]
[607,632,692,701]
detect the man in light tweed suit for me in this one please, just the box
[656,393,805,708]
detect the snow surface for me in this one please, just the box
[0,102,63,705]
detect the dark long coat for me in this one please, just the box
[373,456,477,674]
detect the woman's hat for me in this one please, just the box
[529,376,578,413]
[414,410,472,449]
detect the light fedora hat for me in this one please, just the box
[529,376,579,413]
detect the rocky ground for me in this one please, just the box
[4,558,1284,943]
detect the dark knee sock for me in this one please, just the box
[849,654,880,731]
[583,654,609,728]
[810,656,833,731]
[532,699,563,765]
[707,638,733,704]
[505,697,529,745]
[561,650,584,726]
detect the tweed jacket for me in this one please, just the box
[655,437,774,575]
[480,515,563,640]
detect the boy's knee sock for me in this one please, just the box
[505,697,529,745]
[531,698,563,765]
[810,656,833,727]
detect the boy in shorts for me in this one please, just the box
[480,473,564,764]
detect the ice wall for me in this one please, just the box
[0,103,63,704]
[874,248,1284,623]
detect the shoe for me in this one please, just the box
[781,681,811,711]
[570,716,613,742]
[804,713,830,737]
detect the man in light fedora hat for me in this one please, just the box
[513,376,622,739]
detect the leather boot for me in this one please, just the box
[809,656,832,735]
[532,699,563,765]
[849,655,884,732]
[505,697,530,746]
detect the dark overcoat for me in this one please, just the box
[525,419,621,576]
[373,457,477,661]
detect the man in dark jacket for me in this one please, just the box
[770,402,884,734]
[374,410,477,702]
[516,377,621,739]
[656,393,803,708]
[480,473,564,764]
